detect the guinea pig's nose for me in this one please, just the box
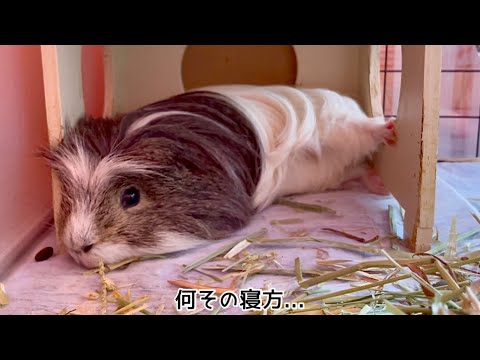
[82,244,93,253]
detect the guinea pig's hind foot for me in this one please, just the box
[365,116,397,146]
[377,117,397,146]
[360,167,391,196]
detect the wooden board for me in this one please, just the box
[104,45,186,116]
[104,45,379,115]
[40,45,85,249]
[374,45,442,252]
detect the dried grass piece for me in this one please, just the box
[295,257,304,284]
[445,216,458,260]
[462,287,480,315]
[288,229,310,237]
[291,309,326,315]
[321,227,379,243]
[155,304,166,315]
[356,271,386,282]
[388,205,398,238]
[302,274,413,303]
[323,306,362,315]
[58,307,77,315]
[428,228,480,255]
[209,306,224,315]
[471,279,480,295]
[112,292,153,315]
[207,266,322,277]
[272,259,285,269]
[407,264,435,298]
[415,253,459,282]
[395,305,432,315]
[255,236,411,258]
[274,198,336,215]
[183,228,267,273]
[435,260,461,292]
[168,279,234,294]
[383,300,406,315]
[0,283,8,306]
[83,255,166,275]
[221,255,250,273]
[472,212,480,225]
[191,268,224,282]
[433,227,440,242]
[299,264,475,305]
[224,239,252,259]
[114,295,151,314]
[380,250,440,297]
[432,295,450,315]
[300,257,434,288]
[317,259,352,266]
[440,287,467,303]
[270,218,304,225]
[123,304,150,315]
[103,277,117,292]
[98,261,108,315]
[240,263,254,288]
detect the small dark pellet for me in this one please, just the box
[35,247,54,262]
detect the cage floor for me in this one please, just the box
[2,163,480,315]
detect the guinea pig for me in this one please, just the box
[42,85,396,268]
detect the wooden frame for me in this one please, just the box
[375,46,442,252]
[40,45,442,252]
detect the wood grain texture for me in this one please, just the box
[40,45,85,251]
[104,45,381,115]
[374,46,442,252]
[104,45,186,115]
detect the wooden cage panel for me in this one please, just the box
[40,45,85,248]
[374,45,442,252]
[181,45,298,90]
[41,45,85,143]
[40,45,442,253]
[103,45,186,117]
[104,45,381,118]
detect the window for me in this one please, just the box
[381,45,480,159]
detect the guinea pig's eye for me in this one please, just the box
[121,187,141,209]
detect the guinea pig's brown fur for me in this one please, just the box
[42,91,262,268]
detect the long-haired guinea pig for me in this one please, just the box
[42,85,396,268]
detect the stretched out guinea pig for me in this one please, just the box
[42,85,397,268]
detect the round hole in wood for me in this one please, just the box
[181,45,297,90]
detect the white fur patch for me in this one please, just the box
[61,137,94,190]
[56,147,157,194]
[126,110,192,135]
[66,201,95,251]
[73,232,206,268]
[152,231,207,253]
[200,85,388,210]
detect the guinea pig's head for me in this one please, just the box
[42,115,258,268]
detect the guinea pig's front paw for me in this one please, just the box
[382,117,397,145]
